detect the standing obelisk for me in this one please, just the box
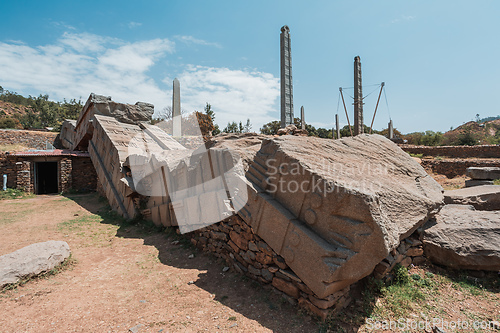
[353,56,363,135]
[172,78,181,137]
[280,25,294,128]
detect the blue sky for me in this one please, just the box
[0,0,499,133]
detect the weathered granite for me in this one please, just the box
[0,241,70,287]
[423,205,500,271]
[444,185,500,210]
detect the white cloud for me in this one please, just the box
[175,35,222,49]
[0,32,174,110]
[0,32,279,131]
[175,65,279,130]
[128,21,142,29]
[391,15,416,24]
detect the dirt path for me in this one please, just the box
[0,194,317,332]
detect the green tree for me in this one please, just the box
[223,121,240,133]
[260,120,280,135]
[243,118,252,133]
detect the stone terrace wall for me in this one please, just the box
[421,159,500,178]
[72,157,98,192]
[0,129,59,150]
[0,153,17,188]
[187,214,425,320]
[399,144,500,158]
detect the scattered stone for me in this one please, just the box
[188,254,195,259]
[129,324,143,333]
[0,241,71,288]
[229,231,248,251]
[273,256,288,270]
[187,281,195,285]
[247,265,261,276]
[298,297,329,321]
[261,268,273,282]
[222,266,230,272]
[466,167,500,180]
[423,205,500,271]
[406,247,424,257]
[171,240,180,245]
[444,185,500,211]
[465,179,494,187]
[272,277,299,299]
[248,241,258,252]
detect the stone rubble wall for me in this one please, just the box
[187,214,426,320]
[187,214,351,320]
[71,157,98,192]
[420,159,500,178]
[0,153,18,188]
[0,129,58,150]
[399,144,500,158]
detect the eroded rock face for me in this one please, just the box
[444,185,500,211]
[239,134,444,298]
[0,241,71,288]
[423,205,500,271]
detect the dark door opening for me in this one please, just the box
[36,162,58,194]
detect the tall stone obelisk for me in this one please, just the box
[280,25,294,128]
[353,56,363,136]
[172,78,181,137]
[300,106,305,129]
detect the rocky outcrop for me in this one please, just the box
[423,205,500,271]
[444,185,500,211]
[0,241,71,288]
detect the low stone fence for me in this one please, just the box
[0,129,59,150]
[399,144,500,158]
[186,214,425,320]
[421,159,500,178]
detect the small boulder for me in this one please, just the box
[423,205,500,271]
[0,241,71,288]
[465,179,494,187]
[466,167,500,180]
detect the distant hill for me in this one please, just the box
[478,115,500,123]
[0,100,31,118]
[0,88,82,130]
[442,118,500,145]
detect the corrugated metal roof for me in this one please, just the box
[11,149,90,157]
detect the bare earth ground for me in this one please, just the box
[0,194,317,333]
[430,174,468,191]
[1,194,499,333]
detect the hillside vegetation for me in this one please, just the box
[0,86,82,131]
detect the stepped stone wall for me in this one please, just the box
[400,144,500,158]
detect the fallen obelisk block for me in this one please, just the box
[423,204,500,271]
[466,167,500,180]
[444,185,500,211]
[238,134,444,298]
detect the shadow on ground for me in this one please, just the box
[66,192,321,332]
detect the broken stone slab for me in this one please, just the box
[465,179,494,187]
[0,241,71,288]
[466,167,500,180]
[444,185,500,211]
[238,134,444,298]
[423,205,500,271]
